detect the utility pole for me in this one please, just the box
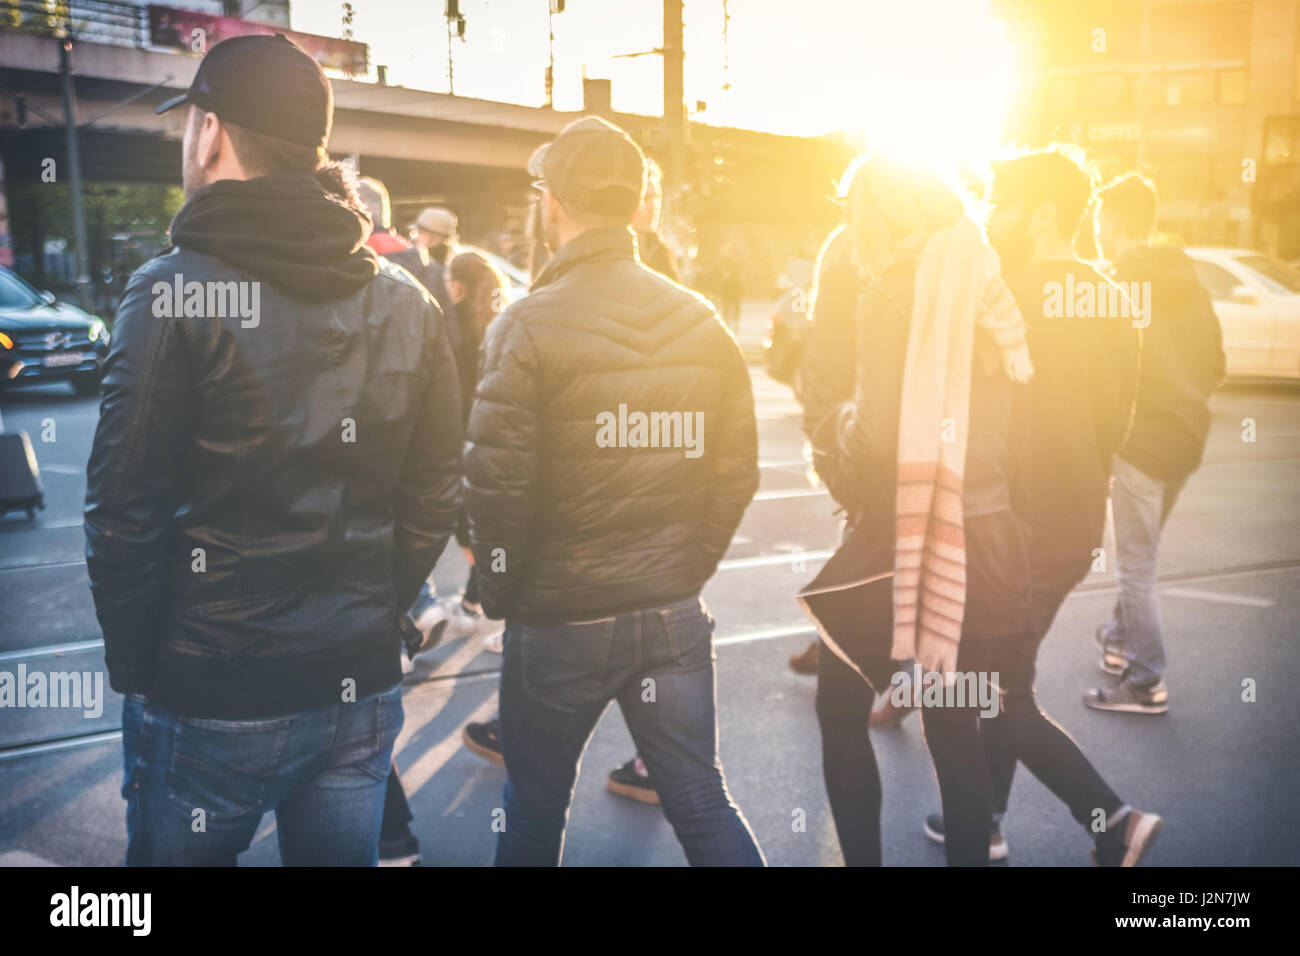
[1136,0,1151,171]
[445,1,466,95]
[546,1,556,108]
[662,0,684,185]
[59,38,91,312]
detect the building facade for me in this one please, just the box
[995,0,1300,254]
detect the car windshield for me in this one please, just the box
[0,269,44,310]
[472,248,529,290]
[1235,255,1300,295]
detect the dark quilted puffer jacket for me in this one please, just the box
[463,226,758,622]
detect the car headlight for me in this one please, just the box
[0,331,13,350]
[88,319,107,345]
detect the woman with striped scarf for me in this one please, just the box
[798,155,1036,865]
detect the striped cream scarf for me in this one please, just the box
[891,215,1029,676]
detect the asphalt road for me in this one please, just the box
[2,356,1299,866]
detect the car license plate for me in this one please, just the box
[44,352,84,367]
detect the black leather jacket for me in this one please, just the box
[85,249,463,719]
[463,227,758,623]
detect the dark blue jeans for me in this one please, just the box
[494,596,765,866]
[121,683,403,866]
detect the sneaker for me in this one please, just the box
[922,812,1009,862]
[1084,677,1169,715]
[410,602,453,657]
[788,640,820,675]
[378,831,421,866]
[606,757,660,805]
[1094,625,1128,676]
[462,718,504,768]
[1092,809,1163,866]
[410,599,478,657]
[482,628,505,653]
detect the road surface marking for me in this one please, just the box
[0,730,122,762]
[1160,587,1274,608]
[753,487,827,501]
[718,549,833,571]
[0,639,104,664]
[716,623,817,646]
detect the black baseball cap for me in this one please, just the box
[156,34,332,150]
[527,116,645,217]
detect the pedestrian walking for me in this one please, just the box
[86,35,463,866]
[464,115,765,866]
[920,147,1162,866]
[798,155,1036,866]
[1086,173,1225,714]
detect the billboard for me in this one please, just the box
[146,5,369,75]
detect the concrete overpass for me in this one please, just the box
[1,27,853,215]
[1,21,855,305]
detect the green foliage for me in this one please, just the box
[10,181,183,252]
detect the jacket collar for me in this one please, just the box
[531,227,636,292]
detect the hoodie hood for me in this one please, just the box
[169,166,379,302]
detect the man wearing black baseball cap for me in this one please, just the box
[86,34,463,866]
[463,115,765,866]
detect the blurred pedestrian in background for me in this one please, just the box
[1086,173,1224,715]
[633,157,679,281]
[392,207,458,317]
[358,176,412,256]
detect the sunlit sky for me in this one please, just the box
[294,0,1019,169]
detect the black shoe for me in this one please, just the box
[606,757,660,805]
[463,718,504,768]
[1084,677,1169,715]
[923,812,1009,861]
[1092,809,1163,866]
[378,831,421,866]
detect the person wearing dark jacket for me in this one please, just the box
[390,207,458,319]
[463,115,764,866]
[919,147,1161,867]
[607,156,679,802]
[1086,174,1225,715]
[633,158,679,282]
[797,156,1036,866]
[409,250,508,657]
[85,36,463,866]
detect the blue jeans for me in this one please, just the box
[494,596,765,866]
[121,683,403,866]
[1102,457,1187,685]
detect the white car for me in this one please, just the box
[1183,247,1300,380]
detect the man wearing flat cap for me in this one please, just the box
[463,115,765,866]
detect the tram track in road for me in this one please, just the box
[3,554,1296,761]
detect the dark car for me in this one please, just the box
[0,266,110,396]
[763,285,812,400]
